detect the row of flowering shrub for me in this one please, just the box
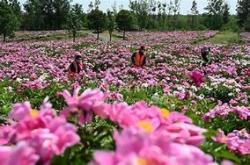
[0,87,238,165]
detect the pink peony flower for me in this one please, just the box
[203,104,250,122]
[214,129,250,155]
[9,102,32,122]
[0,100,80,165]
[90,128,215,165]
[59,87,106,124]
[0,142,39,165]
[189,70,205,87]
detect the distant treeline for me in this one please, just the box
[0,0,249,41]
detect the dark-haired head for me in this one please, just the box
[139,46,146,54]
[140,46,145,50]
[75,55,82,62]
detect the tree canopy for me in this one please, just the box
[87,9,106,40]
[116,10,134,40]
[0,1,20,42]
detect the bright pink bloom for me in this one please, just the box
[0,100,80,165]
[59,87,106,124]
[214,129,250,155]
[9,102,32,122]
[203,104,250,121]
[90,128,215,165]
[0,142,39,165]
[189,70,205,87]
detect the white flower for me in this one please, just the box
[236,88,241,93]
[16,78,22,82]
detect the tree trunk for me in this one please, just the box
[123,29,126,40]
[73,31,76,42]
[109,32,112,41]
[97,32,99,40]
[3,33,6,42]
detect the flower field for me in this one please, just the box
[0,31,249,165]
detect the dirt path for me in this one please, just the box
[241,32,250,43]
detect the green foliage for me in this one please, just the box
[203,0,234,30]
[116,10,134,40]
[0,80,16,117]
[87,9,106,40]
[129,0,151,30]
[52,118,116,165]
[201,139,242,164]
[8,0,22,22]
[23,0,71,30]
[206,113,250,133]
[190,0,199,29]
[222,3,230,24]
[67,4,84,42]
[221,17,240,32]
[244,14,250,32]
[205,31,241,44]
[120,86,163,105]
[0,0,240,32]
[199,83,236,103]
[0,1,19,42]
[0,0,239,32]
[237,0,250,31]
[107,10,115,41]
[204,0,226,30]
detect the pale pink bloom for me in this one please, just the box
[9,102,32,122]
[221,160,234,165]
[59,87,106,124]
[214,129,250,155]
[0,142,39,165]
[1,100,80,165]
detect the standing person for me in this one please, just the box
[131,46,147,67]
[201,47,210,66]
[67,54,83,81]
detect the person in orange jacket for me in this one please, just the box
[67,55,83,81]
[131,46,146,67]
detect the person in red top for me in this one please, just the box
[67,54,83,81]
[131,46,146,67]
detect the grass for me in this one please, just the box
[91,31,123,42]
[204,31,242,44]
[9,30,88,42]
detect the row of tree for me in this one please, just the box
[0,0,249,42]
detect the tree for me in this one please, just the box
[87,9,106,40]
[107,10,115,41]
[71,3,87,28]
[222,2,230,24]
[205,0,224,30]
[244,13,250,31]
[167,0,174,29]
[88,1,94,12]
[129,0,151,30]
[172,0,181,30]
[94,0,100,9]
[53,0,71,29]
[67,4,83,42]
[0,1,19,42]
[116,10,133,40]
[8,0,21,22]
[112,1,118,15]
[190,0,199,29]
[237,0,250,31]
[23,0,70,30]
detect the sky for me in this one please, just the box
[19,0,238,15]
